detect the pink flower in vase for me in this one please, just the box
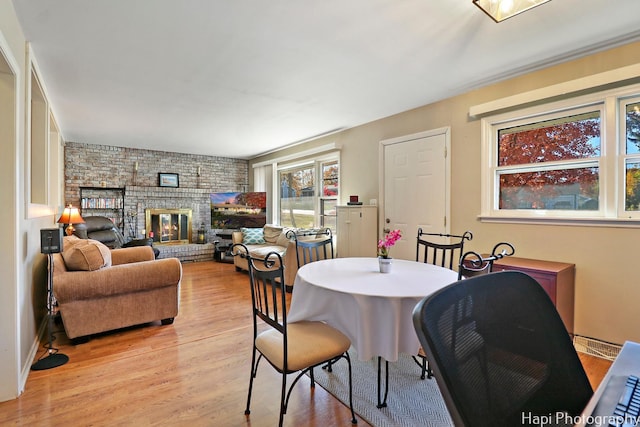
[377,229,402,259]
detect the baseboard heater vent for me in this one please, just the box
[573,335,622,361]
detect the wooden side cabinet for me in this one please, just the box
[336,205,377,258]
[492,257,575,334]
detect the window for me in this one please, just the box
[279,164,315,229]
[497,111,601,211]
[481,84,640,224]
[623,100,640,212]
[278,156,339,230]
[320,160,339,230]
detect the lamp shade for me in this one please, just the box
[57,205,85,236]
[57,205,85,225]
[473,0,551,22]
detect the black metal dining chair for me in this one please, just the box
[288,228,335,268]
[457,242,515,280]
[416,229,473,270]
[232,244,357,427]
[413,229,473,379]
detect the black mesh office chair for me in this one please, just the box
[457,242,515,280]
[413,271,592,427]
[233,244,357,427]
[416,229,473,269]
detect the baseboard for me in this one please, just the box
[20,317,48,395]
[573,335,622,361]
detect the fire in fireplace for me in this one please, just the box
[145,208,192,244]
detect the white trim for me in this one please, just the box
[252,142,341,168]
[469,63,640,118]
[0,26,22,402]
[478,215,640,229]
[251,128,346,159]
[25,42,54,218]
[379,127,450,146]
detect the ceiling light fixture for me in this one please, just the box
[473,0,551,22]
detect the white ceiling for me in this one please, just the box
[11,0,640,159]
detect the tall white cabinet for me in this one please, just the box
[336,205,378,258]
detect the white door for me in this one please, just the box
[381,128,449,261]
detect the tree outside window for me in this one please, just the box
[625,102,640,211]
[497,112,601,210]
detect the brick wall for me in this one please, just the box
[64,142,249,243]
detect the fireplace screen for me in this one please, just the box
[145,208,192,244]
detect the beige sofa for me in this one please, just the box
[53,236,182,340]
[232,225,301,290]
[232,225,336,291]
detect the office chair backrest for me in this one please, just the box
[413,271,592,427]
[416,229,472,270]
[457,242,515,280]
[289,228,334,268]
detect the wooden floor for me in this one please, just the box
[0,260,612,426]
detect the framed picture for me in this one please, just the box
[158,173,179,188]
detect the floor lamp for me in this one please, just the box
[32,228,69,370]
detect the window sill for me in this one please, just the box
[478,215,640,228]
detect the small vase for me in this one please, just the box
[378,257,392,273]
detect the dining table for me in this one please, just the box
[287,256,459,407]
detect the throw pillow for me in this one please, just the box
[62,239,112,271]
[263,225,283,244]
[241,227,265,245]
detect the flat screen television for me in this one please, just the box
[210,192,267,229]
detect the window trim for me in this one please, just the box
[479,82,640,227]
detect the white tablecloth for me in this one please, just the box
[287,257,459,362]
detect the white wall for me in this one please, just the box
[0,0,20,402]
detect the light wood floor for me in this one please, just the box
[0,260,612,426]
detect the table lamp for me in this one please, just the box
[57,204,85,236]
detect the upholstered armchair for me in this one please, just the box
[53,236,181,340]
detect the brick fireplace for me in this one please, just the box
[125,186,215,261]
[63,141,249,261]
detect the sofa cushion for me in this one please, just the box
[247,244,286,259]
[263,225,283,244]
[241,227,265,244]
[62,239,112,271]
[276,227,295,247]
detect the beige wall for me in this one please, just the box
[251,41,640,346]
[0,1,63,402]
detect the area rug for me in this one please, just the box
[311,350,454,427]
